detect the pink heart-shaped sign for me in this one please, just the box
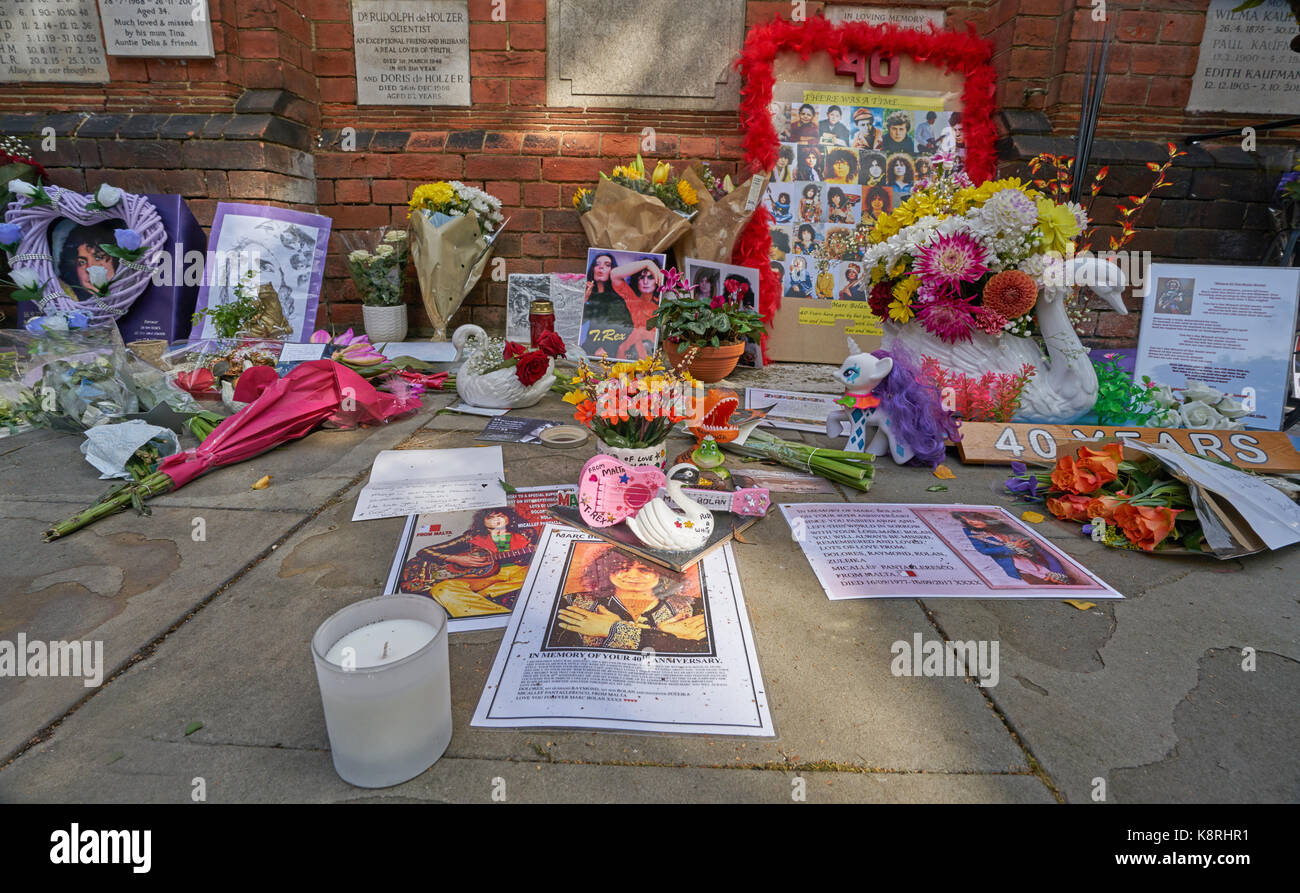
[578,454,666,528]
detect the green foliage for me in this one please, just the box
[1092,358,1157,426]
[650,296,766,349]
[192,271,261,339]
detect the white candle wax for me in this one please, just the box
[312,596,452,788]
[325,618,437,669]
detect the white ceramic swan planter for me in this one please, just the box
[625,463,715,552]
[884,255,1128,424]
[451,324,556,409]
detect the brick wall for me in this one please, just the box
[3,0,1297,345]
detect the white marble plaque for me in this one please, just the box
[98,0,215,57]
[0,0,109,83]
[825,5,945,29]
[353,0,470,106]
[1188,0,1300,114]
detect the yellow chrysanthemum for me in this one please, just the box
[892,275,920,303]
[1036,197,1080,254]
[677,179,698,206]
[572,188,592,209]
[409,181,455,214]
[887,296,915,324]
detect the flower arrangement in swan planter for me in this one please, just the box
[846,155,1127,424]
[451,325,565,409]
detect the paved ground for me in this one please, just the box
[1,362,1297,803]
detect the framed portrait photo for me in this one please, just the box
[192,203,331,343]
[579,247,667,361]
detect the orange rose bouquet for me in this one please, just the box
[1006,442,1202,553]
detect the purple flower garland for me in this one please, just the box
[4,185,166,325]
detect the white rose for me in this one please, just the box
[1179,400,1220,429]
[10,268,40,289]
[1149,384,1178,409]
[375,244,394,257]
[1182,380,1222,404]
[1148,408,1182,428]
[1214,396,1249,419]
[8,179,36,196]
[95,183,123,208]
[383,230,407,242]
[88,266,109,287]
[347,249,372,263]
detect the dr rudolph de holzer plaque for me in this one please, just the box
[353,0,470,106]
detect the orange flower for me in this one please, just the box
[1046,493,1092,522]
[1076,443,1122,487]
[1084,492,1128,523]
[573,399,596,425]
[1113,503,1182,551]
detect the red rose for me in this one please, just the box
[514,350,550,386]
[503,342,528,360]
[535,330,567,358]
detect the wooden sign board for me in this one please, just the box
[957,422,1300,474]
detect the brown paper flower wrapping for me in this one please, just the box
[408,210,495,340]
[675,168,770,264]
[579,177,693,254]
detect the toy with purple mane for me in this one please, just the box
[825,338,960,468]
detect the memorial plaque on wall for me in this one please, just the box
[1188,0,1300,114]
[97,0,215,57]
[352,0,470,106]
[825,5,945,29]
[0,0,109,83]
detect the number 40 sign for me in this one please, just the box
[958,422,1300,474]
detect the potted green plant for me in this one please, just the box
[649,268,765,383]
[341,227,410,342]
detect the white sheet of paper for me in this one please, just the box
[352,447,507,521]
[745,387,840,433]
[781,503,1123,600]
[378,341,459,362]
[277,343,326,362]
[447,402,510,417]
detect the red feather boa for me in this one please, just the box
[730,16,997,362]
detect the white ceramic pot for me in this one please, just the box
[362,304,408,343]
[596,438,667,469]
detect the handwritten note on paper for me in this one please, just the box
[352,447,507,521]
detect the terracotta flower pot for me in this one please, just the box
[663,339,746,384]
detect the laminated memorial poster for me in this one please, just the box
[471,525,774,736]
[781,503,1123,601]
[384,486,578,632]
[1133,264,1300,430]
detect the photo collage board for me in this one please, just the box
[766,90,961,305]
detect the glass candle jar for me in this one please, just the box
[311,594,452,788]
[529,299,556,347]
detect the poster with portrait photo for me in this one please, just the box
[193,203,331,343]
[794,181,825,223]
[580,248,666,360]
[384,486,578,633]
[781,503,1122,601]
[764,182,796,225]
[50,218,128,304]
[685,258,764,368]
[835,261,868,301]
[825,184,861,225]
[471,525,774,736]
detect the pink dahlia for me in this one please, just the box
[917,295,979,344]
[914,232,988,293]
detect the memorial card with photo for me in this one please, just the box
[384,486,578,633]
[780,503,1122,601]
[471,525,774,736]
[579,248,666,360]
[684,258,764,367]
[1134,263,1300,430]
[193,203,331,342]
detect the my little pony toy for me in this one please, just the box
[825,338,960,468]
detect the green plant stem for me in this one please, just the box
[43,472,175,541]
